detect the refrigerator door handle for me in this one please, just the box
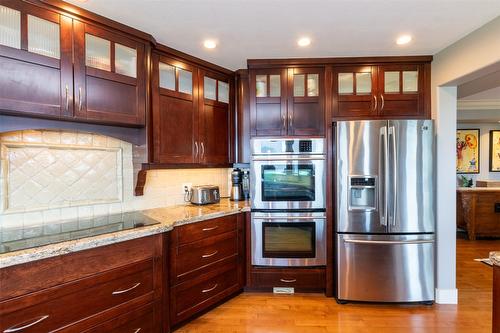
[379,126,388,226]
[344,239,435,245]
[388,125,397,227]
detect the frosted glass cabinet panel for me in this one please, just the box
[384,71,400,93]
[115,43,137,78]
[403,71,418,92]
[0,5,21,49]
[159,62,175,90]
[269,75,281,97]
[85,34,111,71]
[27,15,60,59]
[356,73,371,94]
[293,74,305,96]
[307,74,319,97]
[204,76,217,100]
[178,68,193,95]
[338,73,354,94]
[256,75,267,97]
[218,81,229,103]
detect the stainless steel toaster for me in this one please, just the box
[190,185,220,205]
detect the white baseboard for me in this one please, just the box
[435,288,458,304]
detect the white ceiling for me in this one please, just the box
[65,0,500,70]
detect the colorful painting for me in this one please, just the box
[489,130,500,172]
[456,129,480,174]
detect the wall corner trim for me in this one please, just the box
[435,288,458,304]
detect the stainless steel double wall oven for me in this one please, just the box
[250,138,327,267]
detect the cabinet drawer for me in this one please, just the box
[175,230,237,279]
[171,258,240,324]
[177,215,237,245]
[250,267,325,290]
[0,260,154,333]
[82,302,159,333]
[0,235,159,301]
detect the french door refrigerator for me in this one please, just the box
[336,120,435,303]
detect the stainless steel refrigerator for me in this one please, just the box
[336,120,435,303]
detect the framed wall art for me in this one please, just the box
[456,129,480,174]
[490,130,500,172]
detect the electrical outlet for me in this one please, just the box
[181,183,192,194]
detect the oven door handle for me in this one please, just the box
[251,156,325,161]
[257,216,326,220]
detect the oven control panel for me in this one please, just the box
[251,138,325,155]
[299,140,313,153]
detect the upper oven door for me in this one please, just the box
[251,156,326,210]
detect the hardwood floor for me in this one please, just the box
[176,239,500,333]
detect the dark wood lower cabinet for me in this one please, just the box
[248,267,326,292]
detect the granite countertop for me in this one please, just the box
[491,252,500,267]
[0,198,250,269]
[457,187,500,192]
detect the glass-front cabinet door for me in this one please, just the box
[377,64,425,117]
[288,67,325,136]
[199,70,231,165]
[0,2,72,117]
[152,54,198,164]
[333,65,378,118]
[250,68,288,136]
[73,21,146,125]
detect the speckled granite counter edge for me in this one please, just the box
[0,201,250,269]
[491,252,500,266]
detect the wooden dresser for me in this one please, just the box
[457,188,500,240]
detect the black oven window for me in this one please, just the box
[262,222,316,258]
[261,164,315,201]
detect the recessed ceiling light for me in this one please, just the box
[203,40,217,49]
[297,37,311,47]
[396,35,412,45]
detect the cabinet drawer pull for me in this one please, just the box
[4,315,49,333]
[280,278,297,283]
[133,329,141,333]
[202,250,218,258]
[202,283,218,293]
[202,226,218,232]
[112,282,141,295]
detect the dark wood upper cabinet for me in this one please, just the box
[249,68,288,136]
[73,21,146,126]
[249,67,325,137]
[0,1,73,119]
[150,51,233,167]
[0,1,148,127]
[151,53,199,164]
[288,67,325,136]
[332,61,430,119]
[199,69,232,165]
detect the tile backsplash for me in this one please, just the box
[0,130,231,234]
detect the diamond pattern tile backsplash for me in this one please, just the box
[2,144,122,212]
[0,130,231,236]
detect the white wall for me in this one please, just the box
[432,16,500,304]
[457,122,500,182]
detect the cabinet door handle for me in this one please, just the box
[133,329,142,333]
[4,315,49,333]
[202,250,218,258]
[373,95,377,111]
[288,114,293,129]
[201,142,205,158]
[282,114,286,130]
[194,141,199,158]
[280,278,297,283]
[380,94,385,110]
[202,283,218,293]
[78,87,83,111]
[202,226,218,231]
[65,85,69,111]
[112,282,141,295]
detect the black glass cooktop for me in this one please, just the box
[0,212,160,254]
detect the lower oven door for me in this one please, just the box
[251,212,326,267]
